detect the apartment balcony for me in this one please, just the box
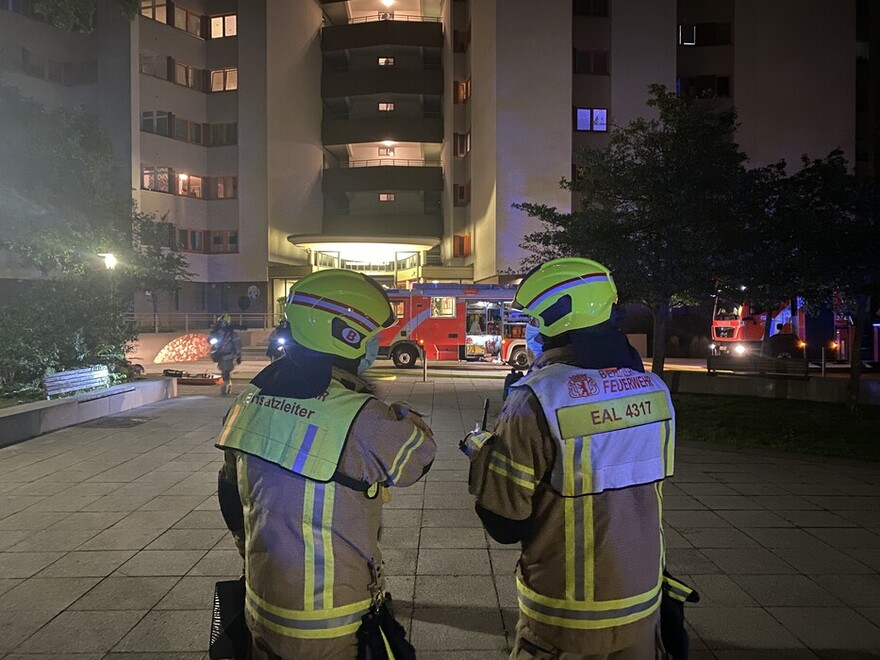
[322,15,443,51]
[323,160,443,193]
[322,213,443,238]
[322,67,443,99]
[323,112,443,145]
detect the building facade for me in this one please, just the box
[0,0,860,318]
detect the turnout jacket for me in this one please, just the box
[469,346,675,655]
[217,369,435,658]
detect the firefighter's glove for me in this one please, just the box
[459,430,493,460]
[660,571,700,660]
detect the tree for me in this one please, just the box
[30,0,137,33]
[517,85,760,376]
[129,208,193,319]
[779,151,880,409]
[0,84,190,389]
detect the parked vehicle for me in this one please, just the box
[709,297,851,361]
[377,284,530,368]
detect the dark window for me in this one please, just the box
[678,22,732,47]
[573,49,609,75]
[573,0,608,16]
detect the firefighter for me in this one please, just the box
[210,315,242,396]
[462,258,679,659]
[216,270,436,660]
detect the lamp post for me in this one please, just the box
[97,253,118,319]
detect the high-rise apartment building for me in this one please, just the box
[0,0,859,318]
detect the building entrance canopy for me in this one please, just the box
[288,234,439,278]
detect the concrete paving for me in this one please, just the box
[0,375,878,659]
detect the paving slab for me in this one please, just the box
[1,376,879,657]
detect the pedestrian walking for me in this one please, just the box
[461,258,696,659]
[215,269,436,659]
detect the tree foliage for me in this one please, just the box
[0,84,190,391]
[30,0,138,33]
[517,84,759,375]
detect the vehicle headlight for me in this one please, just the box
[709,343,716,350]
[734,344,746,355]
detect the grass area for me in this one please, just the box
[672,393,880,461]
[0,393,42,410]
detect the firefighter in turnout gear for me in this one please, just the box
[216,270,436,659]
[463,258,681,659]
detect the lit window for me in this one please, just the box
[454,79,471,104]
[378,102,395,112]
[678,24,696,46]
[142,166,170,193]
[430,297,456,318]
[140,0,167,23]
[378,57,395,67]
[573,107,607,132]
[211,67,238,92]
[214,176,238,199]
[393,301,405,319]
[454,132,470,157]
[176,173,203,198]
[211,14,237,38]
[379,193,396,202]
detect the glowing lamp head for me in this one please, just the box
[381,0,394,6]
[734,344,747,355]
[209,337,219,346]
[277,337,286,345]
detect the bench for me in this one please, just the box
[43,366,112,400]
[706,354,810,378]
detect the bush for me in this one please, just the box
[0,274,137,391]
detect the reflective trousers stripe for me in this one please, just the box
[517,578,662,630]
[245,582,369,640]
[303,481,335,610]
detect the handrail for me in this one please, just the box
[323,111,442,120]
[347,13,441,24]
[124,312,276,333]
[325,159,442,169]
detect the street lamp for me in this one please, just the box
[98,253,117,270]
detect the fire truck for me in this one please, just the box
[710,298,850,361]
[377,283,530,368]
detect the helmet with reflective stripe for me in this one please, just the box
[513,258,618,336]
[285,270,395,359]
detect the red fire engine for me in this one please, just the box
[377,284,530,368]
[710,297,850,360]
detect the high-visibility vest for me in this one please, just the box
[216,380,372,483]
[217,380,378,640]
[511,363,675,496]
[510,363,675,630]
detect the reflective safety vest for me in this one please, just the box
[216,380,372,483]
[217,381,378,641]
[511,363,674,631]
[512,363,675,496]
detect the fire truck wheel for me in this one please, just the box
[392,344,419,369]
[509,347,530,369]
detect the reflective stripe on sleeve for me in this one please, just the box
[487,453,536,491]
[387,427,425,484]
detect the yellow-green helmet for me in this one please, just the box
[285,270,395,359]
[513,258,618,336]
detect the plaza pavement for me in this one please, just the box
[0,374,879,659]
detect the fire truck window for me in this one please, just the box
[394,301,405,320]
[430,297,456,318]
